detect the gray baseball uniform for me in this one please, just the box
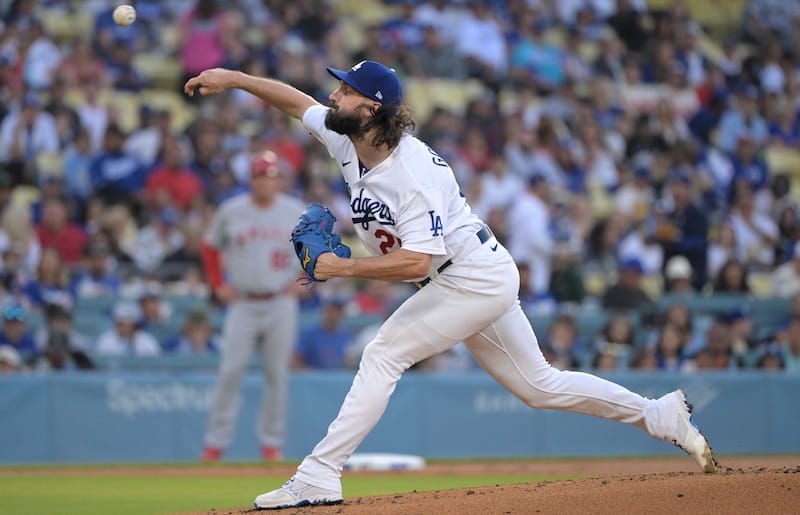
[203,192,305,451]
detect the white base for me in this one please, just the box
[343,453,426,471]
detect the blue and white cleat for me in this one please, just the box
[253,477,343,510]
[666,389,717,473]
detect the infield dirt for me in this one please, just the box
[174,455,799,515]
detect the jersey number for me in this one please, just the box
[375,229,401,254]
[271,250,291,270]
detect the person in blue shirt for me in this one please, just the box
[729,134,770,196]
[71,241,122,299]
[0,304,37,366]
[293,298,353,370]
[89,124,148,204]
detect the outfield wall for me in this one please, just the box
[0,371,797,464]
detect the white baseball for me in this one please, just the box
[113,4,136,26]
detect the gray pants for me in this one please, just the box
[204,295,298,449]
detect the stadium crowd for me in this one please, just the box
[0,0,799,374]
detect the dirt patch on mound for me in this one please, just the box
[173,456,800,515]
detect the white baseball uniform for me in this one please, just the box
[203,192,305,451]
[292,105,679,491]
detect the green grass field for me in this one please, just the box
[0,467,571,515]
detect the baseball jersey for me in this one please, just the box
[302,105,484,280]
[205,193,305,293]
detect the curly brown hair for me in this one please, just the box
[364,104,416,150]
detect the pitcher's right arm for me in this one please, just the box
[184,69,319,120]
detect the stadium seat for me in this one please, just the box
[132,54,182,90]
[765,147,800,178]
[403,78,485,122]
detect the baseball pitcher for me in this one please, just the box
[200,150,305,462]
[185,60,716,509]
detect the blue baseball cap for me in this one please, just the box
[326,60,403,106]
[2,305,27,322]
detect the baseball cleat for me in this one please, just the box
[253,477,343,510]
[667,390,717,473]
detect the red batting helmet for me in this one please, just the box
[250,150,281,178]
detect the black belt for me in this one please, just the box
[415,226,492,288]
[242,291,278,300]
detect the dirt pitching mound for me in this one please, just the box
[182,457,800,515]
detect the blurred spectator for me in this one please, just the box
[178,0,236,85]
[33,302,94,371]
[0,201,41,277]
[772,241,800,298]
[664,255,694,294]
[0,92,59,178]
[62,129,94,201]
[409,23,466,79]
[707,225,737,280]
[756,344,785,371]
[145,136,204,211]
[661,301,703,355]
[456,1,507,90]
[293,297,352,370]
[136,283,172,343]
[0,304,37,366]
[730,135,769,198]
[352,280,395,317]
[93,1,143,60]
[653,168,709,290]
[541,313,582,370]
[601,258,654,312]
[105,37,147,91]
[57,37,110,89]
[779,316,800,372]
[654,322,688,371]
[507,174,553,295]
[630,346,658,370]
[89,124,148,205]
[36,197,87,266]
[163,307,218,355]
[694,319,738,370]
[727,184,778,268]
[712,257,751,293]
[23,247,74,309]
[20,18,61,91]
[126,207,187,273]
[607,0,649,52]
[125,106,170,168]
[76,79,109,154]
[96,301,161,356]
[724,307,756,365]
[716,85,768,154]
[517,262,557,315]
[0,345,22,373]
[71,241,121,299]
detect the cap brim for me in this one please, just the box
[326,67,370,101]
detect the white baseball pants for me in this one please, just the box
[204,295,298,449]
[296,240,664,491]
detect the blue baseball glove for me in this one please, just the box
[291,203,351,282]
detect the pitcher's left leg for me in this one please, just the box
[464,302,716,472]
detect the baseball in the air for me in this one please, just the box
[112,4,136,26]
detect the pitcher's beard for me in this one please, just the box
[325,107,367,137]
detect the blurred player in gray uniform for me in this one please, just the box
[200,150,305,461]
[186,61,716,509]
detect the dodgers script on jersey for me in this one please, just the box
[302,105,483,279]
[205,193,305,293]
